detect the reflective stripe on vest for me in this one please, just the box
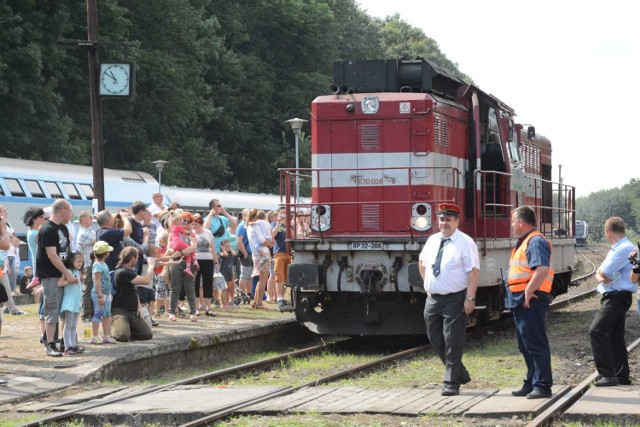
[507,231,554,293]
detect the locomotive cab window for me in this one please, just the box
[25,180,45,198]
[5,178,25,197]
[45,181,63,198]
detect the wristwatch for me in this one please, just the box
[465,297,475,301]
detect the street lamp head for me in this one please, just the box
[286,118,308,135]
[152,160,168,173]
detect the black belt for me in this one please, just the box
[602,290,631,298]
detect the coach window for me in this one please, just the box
[45,181,63,198]
[5,178,25,197]
[25,180,45,198]
[63,183,82,200]
[80,184,94,199]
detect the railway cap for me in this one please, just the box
[437,203,460,218]
[93,241,114,255]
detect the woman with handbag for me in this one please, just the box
[192,214,219,316]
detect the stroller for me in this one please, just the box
[233,285,252,306]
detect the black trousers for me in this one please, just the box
[589,291,632,380]
[424,289,470,388]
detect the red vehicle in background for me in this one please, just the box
[281,58,575,336]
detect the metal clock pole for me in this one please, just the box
[87,0,105,211]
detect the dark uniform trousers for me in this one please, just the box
[589,290,632,380]
[424,289,470,388]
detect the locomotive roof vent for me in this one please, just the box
[331,58,466,98]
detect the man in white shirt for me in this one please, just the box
[418,203,479,396]
[148,192,167,233]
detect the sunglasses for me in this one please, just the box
[181,219,192,224]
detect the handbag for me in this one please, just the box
[213,272,227,290]
[0,281,8,304]
[161,265,172,288]
[139,305,152,329]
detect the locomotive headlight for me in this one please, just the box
[411,203,432,231]
[311,204,331,232]
[361,97,379,114]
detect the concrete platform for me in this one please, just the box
[563,385,640,424]
[0,301,303,406]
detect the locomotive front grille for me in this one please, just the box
[360,124,380,150]
[361,204,380,229]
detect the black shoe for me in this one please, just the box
[151,320,159,327]
[45,344,62,358]
[205,310,216,317]
[459,371,472,385]
[527,389,552,399]
[11,310,24,315]
[441,386,459,396]
[616,377,632,386]
[595,376,619,387]
[511,384,534,397]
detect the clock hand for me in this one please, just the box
[107,71,118,82]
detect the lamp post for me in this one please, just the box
[152,160,168,192]
[285,118,308,202]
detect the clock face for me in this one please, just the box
[100,63,131,96]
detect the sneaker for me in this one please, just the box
[90,336,103,345]
[75,346,86,353]
[213,300,221,308]
[277,300,293,312]
[45,344,62,357]
[3,307,9,314]
[11,310,25,315]
[63,348,78,356]
[151,320,159,327]
[102,337,116,344]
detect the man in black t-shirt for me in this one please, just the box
[36,199,77,357]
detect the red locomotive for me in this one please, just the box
[281,58,575,335]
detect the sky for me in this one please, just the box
[359,0,640,197]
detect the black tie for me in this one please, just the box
[432,238,450,277]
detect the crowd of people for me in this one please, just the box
[0,194,310,362]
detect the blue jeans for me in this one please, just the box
[512,291,553,393]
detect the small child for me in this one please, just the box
[219,240,236,310]
[91,241,116,344]
[154,233,171,316]
[57,252,84,356]
[18,266,33,295]
[147,242,182,319]
[170,214,197,277]
[254,211,273,269]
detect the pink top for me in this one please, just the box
[169,224,190,252]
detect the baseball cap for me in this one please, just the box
[93,241,114,255]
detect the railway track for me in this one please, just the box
[526,335,640,427]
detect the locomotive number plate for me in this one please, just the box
[350,242,383,250]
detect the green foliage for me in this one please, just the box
[576,179,640,243]
[0,0,471,193]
